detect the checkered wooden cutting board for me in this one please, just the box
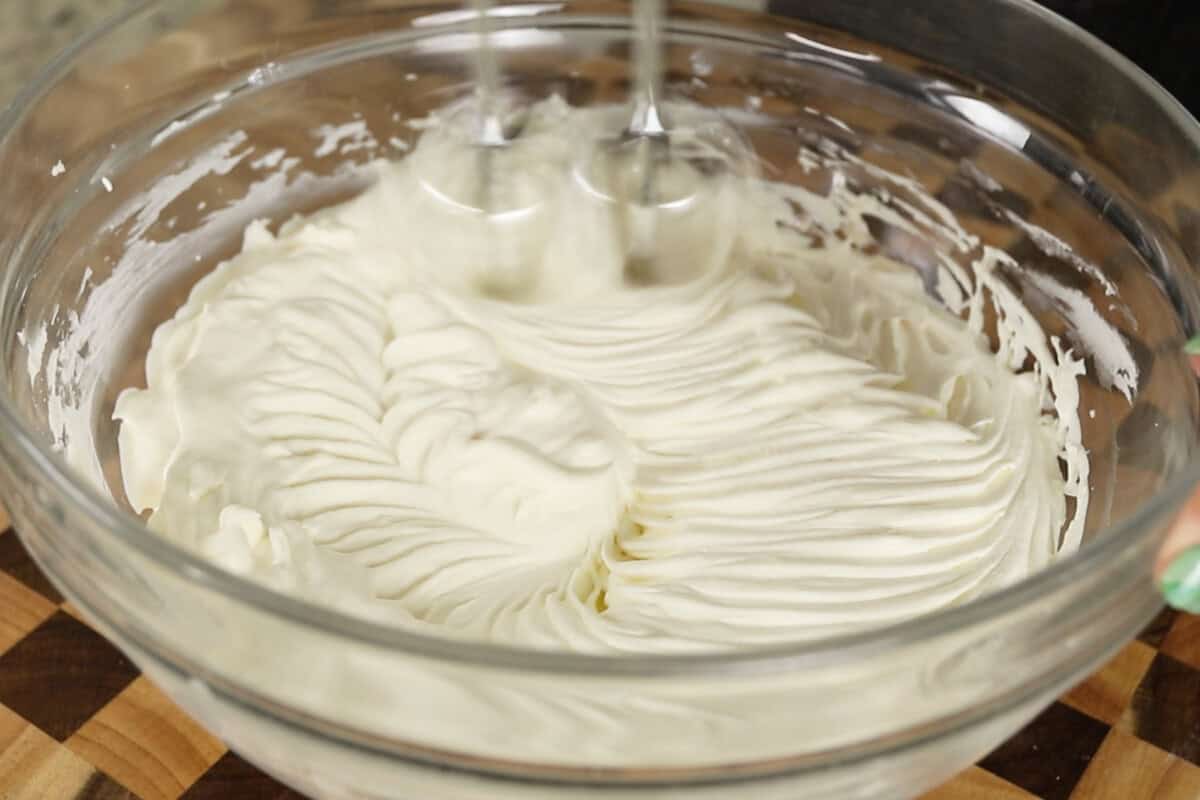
[0,505,1196,798]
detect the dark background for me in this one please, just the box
[1043,0,1200,113]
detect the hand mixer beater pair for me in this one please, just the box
[421,0,754,286]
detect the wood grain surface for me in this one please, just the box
[0,517,1196,798]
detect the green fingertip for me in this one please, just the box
[1185,335,1200,356]
[1161,546,1200,613]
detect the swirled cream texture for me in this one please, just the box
[115,98,1087,652]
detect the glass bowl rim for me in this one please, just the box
[2,0,1198,679]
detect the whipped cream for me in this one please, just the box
[114,98,1087,652]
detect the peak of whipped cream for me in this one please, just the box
[114,97,1088,653]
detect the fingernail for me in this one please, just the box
[1161,546,1200,612]
[1186,336,1200,356]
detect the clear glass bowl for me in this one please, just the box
[1,1,1199,797]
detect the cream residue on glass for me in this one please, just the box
[112,97,1089,653]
